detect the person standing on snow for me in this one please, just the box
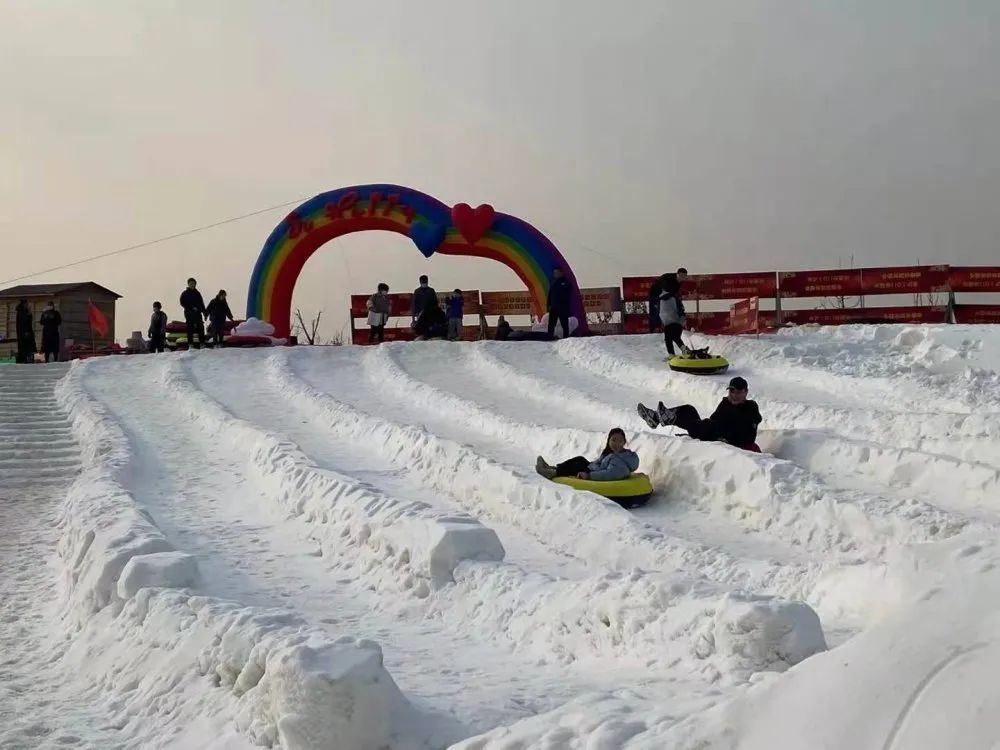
[411,275,438,323]
[15,299,36,364]
[366,282,391,344]
[446,289,465,341]
[637,376,763,452]
[148,301,168,353]
[658,267,689,356]
[39,301,62,362]
[206,290,235,346]
[648,267,688,332]
[546,267,572,340]
[179,277,207,350]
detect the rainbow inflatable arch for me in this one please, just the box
[246,184,588,338]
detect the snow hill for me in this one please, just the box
[2,325,1000,749]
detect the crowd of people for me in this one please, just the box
[149,277,234,352]
[365,275,469,343]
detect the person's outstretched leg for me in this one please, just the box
[657,403,701,429]
[554,456,591,476]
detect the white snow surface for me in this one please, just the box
[2,324,1000,749]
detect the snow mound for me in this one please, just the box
[237,637,420,750]
[117,550,199,599]
[234,317,287,344]
[446,564,825,681]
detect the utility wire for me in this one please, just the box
[0,196,311,286]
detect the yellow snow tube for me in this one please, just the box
[552,472,653,509]
[668,354,729,375]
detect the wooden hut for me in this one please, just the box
[0,282,121,360]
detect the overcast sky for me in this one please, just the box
[3,1,998,339]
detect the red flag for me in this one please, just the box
[88,301,109,337]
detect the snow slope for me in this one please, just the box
[1,323,998,749]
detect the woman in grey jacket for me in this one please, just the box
[536,428,639,481]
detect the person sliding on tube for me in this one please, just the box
[536,428,639,481]
[637,377,762,452]
[659,267,689,357]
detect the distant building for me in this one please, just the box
[0,282,122,359]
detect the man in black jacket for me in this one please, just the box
[648,267,688,332]
[411,275,438,323]
[179,278,207,350]
[546,267,572,339]
[637,376,763,451]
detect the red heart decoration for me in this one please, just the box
[452,203,496,245]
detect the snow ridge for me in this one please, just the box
[54,361,438,749]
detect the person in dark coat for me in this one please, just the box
[206,290,235,346]
[637,376,763,452]
[39,301,62,362]
[494,315,512,341]
[546,267,572,340]
[413,298,448,340]
[179,278,207,350]
[15,299,35,364]
[148,301,168,353]
[649,267,688,334]
[411,275,438,322]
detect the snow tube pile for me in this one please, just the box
[668,352,729,375]
[552,472,653,509]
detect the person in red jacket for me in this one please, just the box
[637,376,763,452]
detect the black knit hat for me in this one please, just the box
[728,376,748,390]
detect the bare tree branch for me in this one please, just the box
[293,308,323,345]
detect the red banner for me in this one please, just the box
[688,311,731,334]
[949,267,1000,294]
[952,305,1000,324]
[580,287,623,313]
[778,269,863,298]
[781,306,947,325]
[689,272,777,300]
[350,293,413,318]
[858,265,949,296]
[621,276,696,302]
[729,297,760,334]
[479,290,533,316]
[622,313,648,334]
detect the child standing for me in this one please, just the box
[446,289,464,341]
[148,301,168,353]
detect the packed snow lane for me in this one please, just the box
[9,324,999,749]
[0,364,127,749]
[283,346,829,596]
[82,352,801,740]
